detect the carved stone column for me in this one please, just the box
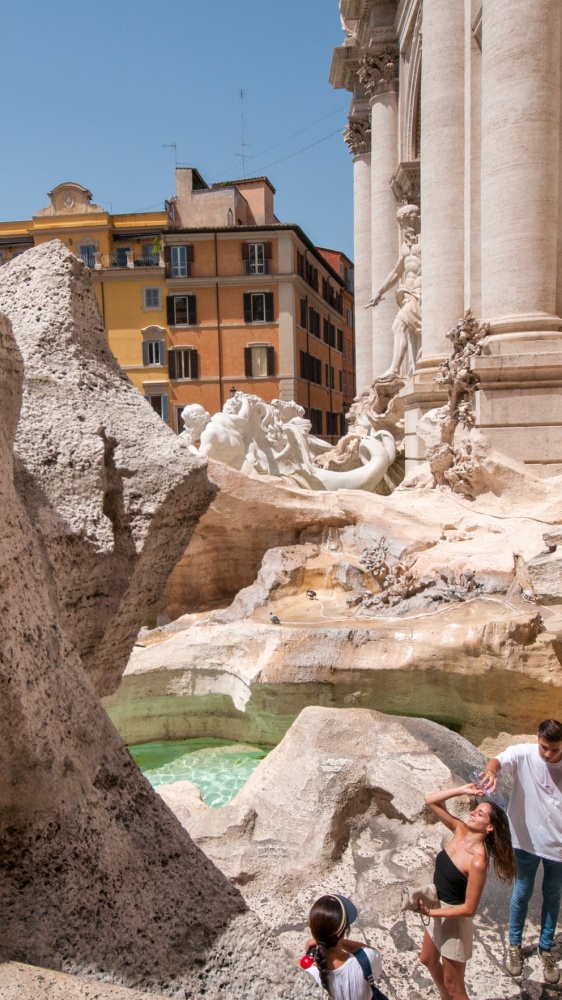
[359,46,399,382]
[419,0,465,366]
[481,0,562,332]
[343,115,372,390]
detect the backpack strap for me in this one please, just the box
[352,949,390,1000]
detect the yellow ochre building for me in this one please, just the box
[0,171,355,441]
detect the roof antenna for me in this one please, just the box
[162,142,178,168]
[240,90,248,177]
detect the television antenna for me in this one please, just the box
[162,142,178,168]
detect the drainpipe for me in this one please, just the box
[215,233,223,409]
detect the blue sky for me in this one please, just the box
[0,1,354,259]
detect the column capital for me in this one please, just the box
[343,115,371,155]
[359,45,399,99]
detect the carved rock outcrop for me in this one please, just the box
[0,244,316,999]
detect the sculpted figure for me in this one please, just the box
[183,391,396,493]
[367,204,421,380]
[179,403,210,452]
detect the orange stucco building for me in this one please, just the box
[0,171,355,442]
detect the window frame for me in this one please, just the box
[143,286,162,310]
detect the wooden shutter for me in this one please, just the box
[243,293,252,323]
[263,242,272,260]
[189,349,199,379]
[241,243,250,260]
[244,346,253,376]
[158,340,166,364]
[161,395,169,423]
[185,244,195,263]
[266,346,275,376]
[168,350,176,379]
[166,296,175,325]
[264,292,274,322]
[164,245,172,278]
[188,295,197,325]
[142,342,149,366]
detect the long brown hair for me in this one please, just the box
[484,801,516,883]
[308,896,348,996]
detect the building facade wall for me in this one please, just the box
[332,0,562,475]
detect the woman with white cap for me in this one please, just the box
[301,893,385,998]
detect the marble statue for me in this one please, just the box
[366,203,421,380]
[181,392,396,493]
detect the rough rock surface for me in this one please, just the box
[0,962,171,999]
[0,248,316,998]
[0,240,215,697]
[169,707,556,1000]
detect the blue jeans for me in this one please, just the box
[509,847,562,951]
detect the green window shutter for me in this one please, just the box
[142,342,149,366]
[263,242,272,260]
[164,245,172,278]
[185,244,195,263]
[158,340,166,364]
[241,243,250,260]
[168,350,177,379]
[264,292,274,322]
[161,395,169,423]
[166,296,175,325]
[243,294,252,323]
[189,349,199,379]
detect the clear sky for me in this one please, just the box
[0,1,354,259]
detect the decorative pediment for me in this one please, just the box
[36,183,104,217]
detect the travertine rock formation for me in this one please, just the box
[0,243,316,999]
[166,707,549,1000]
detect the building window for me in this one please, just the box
[166,295,197,326]
[164,244,194,278]
[309,408,323,436]
[145,393,169,422]
[300,351,322,385]
[323,318,335,347]
[175,405,185,434]
[308,307,320,338]
[172,246,187,277]
[243,291,274,323]
[140,243,159,266]
[242,241,271,274]
[113,247,130,267]
[337,328,344,353]
[142,340,165,366]
[79,245,95,267]
[169,348,199,380]
[326,412,340,437]
[143,287,161,310]
[244,344,275,377]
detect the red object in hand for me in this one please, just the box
[300,954,314,969]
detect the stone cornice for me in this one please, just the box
[343,115,372,155]
[359,44,399,98]
[390,161,420,203]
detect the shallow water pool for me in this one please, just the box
[129,737,271,808]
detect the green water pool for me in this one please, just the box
[129,737,272,808]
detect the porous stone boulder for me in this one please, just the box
[178,707,547,1000]
[0,240,215,696]
[0,248,316,999]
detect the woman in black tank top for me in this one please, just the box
[417,783,515,1000]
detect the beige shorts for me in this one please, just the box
[427,901,473,963]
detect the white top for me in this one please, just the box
[497,743,562,862]
[306,948,382,1000]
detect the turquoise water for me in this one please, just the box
[129,737,271,808]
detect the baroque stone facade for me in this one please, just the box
[332,0,562,476]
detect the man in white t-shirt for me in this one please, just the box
[482,719,562,985]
